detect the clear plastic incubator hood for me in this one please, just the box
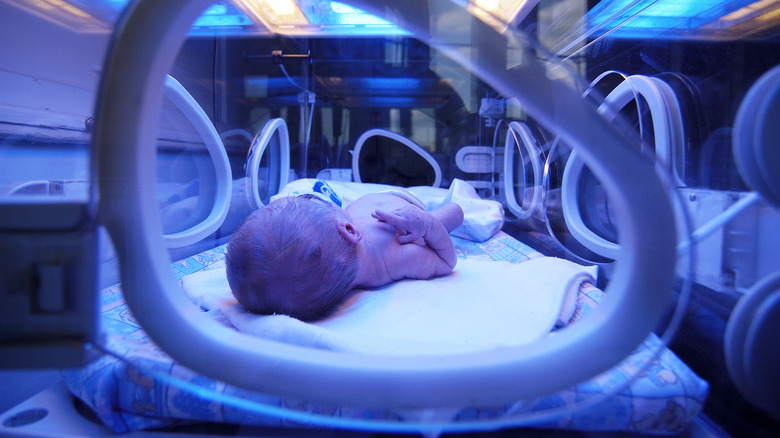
[94,0,675,416]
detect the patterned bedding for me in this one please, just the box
[63,231,708,435]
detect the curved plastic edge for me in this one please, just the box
[733,64,780,207]
[754,77,780,204]
[594,75,684,177]
[245,118,291,209]
[724,270,780,422]
[560,152,620,259]
[220,128,253,142]
[744,291,780,422]
[96,0,677,409]
[562,75,684,259]
[161,75,232,248]
[503,121,542,220]
[455,146,492,173]
[352,128,442,188]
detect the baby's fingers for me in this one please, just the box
[371,209,392,222]
[373,208,406,224]
[396,233,418,244]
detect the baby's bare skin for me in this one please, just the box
[339,193,463,289]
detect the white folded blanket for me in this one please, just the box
[181,257,596,356]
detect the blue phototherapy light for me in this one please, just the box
[587,0,780,40]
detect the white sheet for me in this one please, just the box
[182,257,596,356]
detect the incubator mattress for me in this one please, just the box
[63,231,708,435]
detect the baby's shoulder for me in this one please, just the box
[348,192,410,212]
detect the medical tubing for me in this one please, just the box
[220,128,253,143]
[95,338,669,434]
[585,71,645,144]
[279,63,307,92]
[279,62,316,176]
[654,150,697,347]
[306,97,315,154]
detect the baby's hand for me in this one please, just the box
[372,205,432,244]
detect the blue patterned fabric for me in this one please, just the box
[63,232,707,434]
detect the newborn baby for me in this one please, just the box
[226,190,464,321]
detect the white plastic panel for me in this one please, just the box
[456,145,494,173]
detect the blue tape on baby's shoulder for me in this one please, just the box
[312,180,343,207]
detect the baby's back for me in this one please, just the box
[346,192,415,222]
[346,192,431,283]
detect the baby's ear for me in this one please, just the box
[338,222,362,243]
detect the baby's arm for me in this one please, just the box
[429,203,464,234]
[371,204,460,272]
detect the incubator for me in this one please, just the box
[1,0,779,436]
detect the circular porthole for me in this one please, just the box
[159,75,232,248]
[725,270,780,422]
[245,118,291,209]
[561,75,685,260]
[352,129,442,188]
[503,121,544,220]
[733,64,780,207]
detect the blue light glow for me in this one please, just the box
[192,3,256,31]
[353,77,425,90]
[28,0,264,34]
[587,0,761,39]
[328,1,392,25]
[298,0,408,34]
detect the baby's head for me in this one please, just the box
[226,196,359,321]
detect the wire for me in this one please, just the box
[91,337,670,435]
[279,64,307,92]
[276,60,316,177]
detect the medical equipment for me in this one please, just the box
[1,0,779,436]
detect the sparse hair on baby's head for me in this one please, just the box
[225,196,359,321]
